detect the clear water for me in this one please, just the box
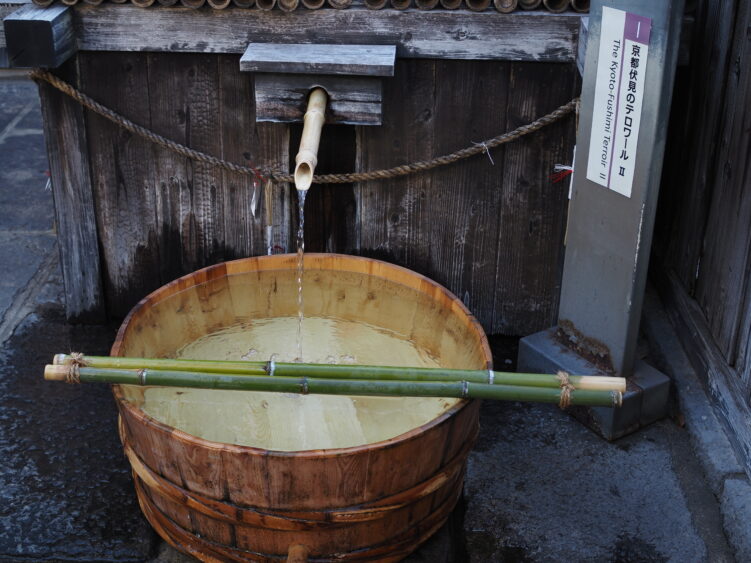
[295,189,307,362]
[136,317,458,451]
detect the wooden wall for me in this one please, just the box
[43,52,578,335]
[654,0,751,474]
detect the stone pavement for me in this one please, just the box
[0,72,746,562]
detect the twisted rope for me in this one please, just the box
[31,68,577,186]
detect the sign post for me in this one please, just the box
[518,0,684,439]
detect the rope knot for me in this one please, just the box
[556,370,575,409]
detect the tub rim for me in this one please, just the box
[111,253,492,459]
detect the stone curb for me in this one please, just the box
[641,287,751,560]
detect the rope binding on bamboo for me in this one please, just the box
[30,68,578,186]
[556,370,576,409]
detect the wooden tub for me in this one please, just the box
[112,254,491,562]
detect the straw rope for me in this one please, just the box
[556,370,576,409]
[30,68,577,186]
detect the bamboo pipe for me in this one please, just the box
[45,365,623,408]
[60,0,80,5]
[278,0,299,11]
[390,0,410,9]
[207,0,233,8]
[157,0,180,6]
[301,0,326,8]
[256,0,276,10]
[32,0,56,6]
[52,354,627,392]
[232,0,256,7]
[180,0,206,7]
[466,0,490,11]
[83,0,105,5]
[132,0,157,6]
[294,88,327,192]
[494,0,517,12]
[518,0,540,9]
[542,0,568,12]
[365,0,389,8]
[570,0,588,12]
[327,0,352,7]
[415,0,439,9]
[439,0,462,9]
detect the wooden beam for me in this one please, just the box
[37,61,106,322]
[254,73,382,125]
[0,1,28,68]
[73,5,581,62]
[240,43,396,76]
[3,3,76,68]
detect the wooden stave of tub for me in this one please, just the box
[33,0,586,10]
[111,253,492,561]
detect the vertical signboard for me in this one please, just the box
[586,7,652,198]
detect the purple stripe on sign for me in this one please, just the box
[624,12,652,45]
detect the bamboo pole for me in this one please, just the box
[327,0,352,7]
[157,0,180,6]
[294,88,327,192]
[255,0,276,10]
[32,0,56,6]
[494,0,517,12]
[232,0,256,7]
[180,0,206,7]
[518,0,540,9]
[542,0,568,12]
[53,354,626,392]
[415,0,439,9]
[390,0,411,9]
[132,0,157,6]
[365,0,389,8]
[301,0,326,8]
[207,0,233,8]
[45,365,622,408]
[439,0,462,9]
[570,0,588,12]
[466,0,490,11]
[278,0,299,11]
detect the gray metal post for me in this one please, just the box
[518,0,684,439]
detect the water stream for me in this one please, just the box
[295,188,307,362]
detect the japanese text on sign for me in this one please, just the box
[586,7,652,198]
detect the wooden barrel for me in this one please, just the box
[112,254,491,562]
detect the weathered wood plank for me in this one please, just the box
[79,51,159,317]
[216,54,291,259]
[0,1,30,67]
[654,0,738,295]
[72,5,581,62]
[299,124,357,254]
[240,43,395,77]
[254,73,382,125]
[694,0,751,364]
[356,59,576,335]
[491,62,576,335]
[146,52,192,290]
[37,58,105,321]
[658,269,751,480]
[426,59,510,331]
[356,59,437,276]
[4,4,75,68]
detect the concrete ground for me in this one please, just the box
[0,73,747,562]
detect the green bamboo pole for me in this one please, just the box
[53,354,625,392]
[45,365,622,408]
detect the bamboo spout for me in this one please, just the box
[294,88,328,191]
